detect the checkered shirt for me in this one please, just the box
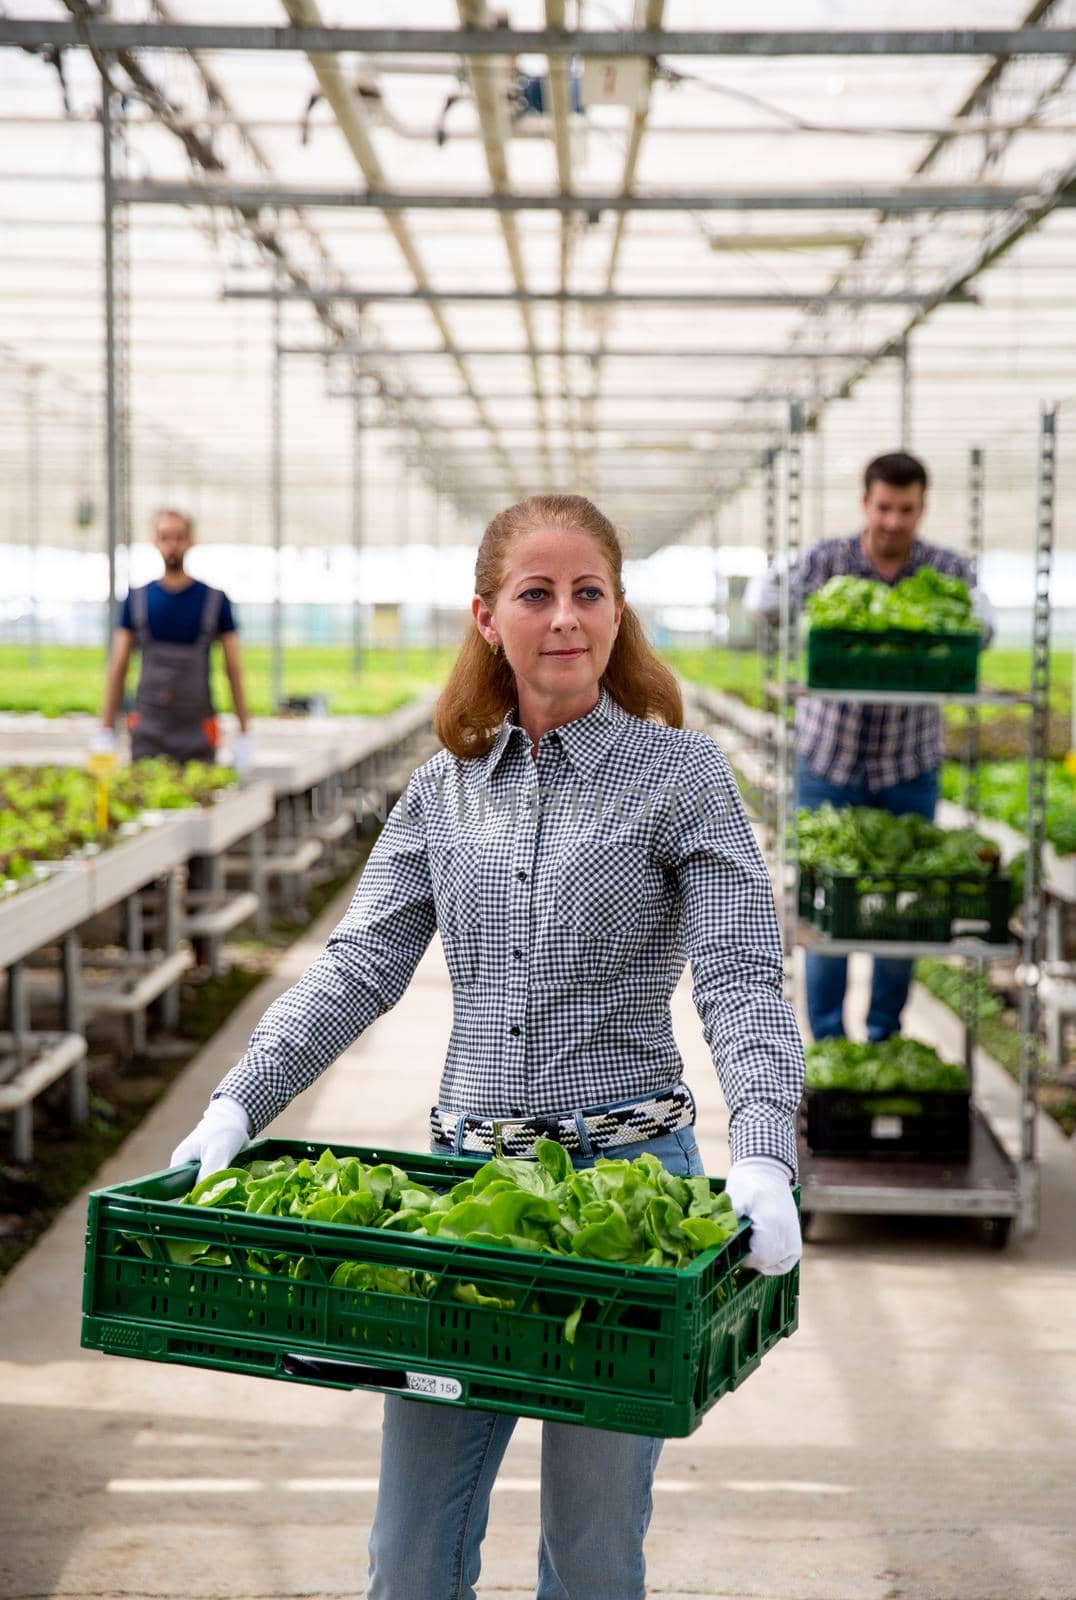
[215,690,805,1176]
[796,535,977,789]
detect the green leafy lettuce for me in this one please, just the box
[805,1036,967,1094]
[798,805,1001,878]
[806,566,977,635]
[940,759,1076,858]
[149,1142,743,1342]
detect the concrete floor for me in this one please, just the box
[2,873,1074,1600]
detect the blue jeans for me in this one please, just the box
[798,760,939,1042]
[366,1125,704,1600]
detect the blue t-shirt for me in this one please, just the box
[118,580,236,644]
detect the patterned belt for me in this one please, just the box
[430,1083,695,1159]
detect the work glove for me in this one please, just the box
[170,1094,251,1184]
[725,1156,801,1276]
[89,727,118,756]
[230,730,254,778]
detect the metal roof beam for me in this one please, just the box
[544,0,581,481]
[5,22,1076,56]
[276,343,878,359]
[456,0,553,481]
[333,389,793,402]
[224,285,976,307]
[118,181,1066,211]
[11,110,1076,137]
[278,0,522,499]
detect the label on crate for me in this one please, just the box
[871,1115,904,1141]
[405,1371,464,1401]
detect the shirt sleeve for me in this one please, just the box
[213,768,437,1133]
[657,734,805,1176]
[796,541,832,603]
[217,592,237,634]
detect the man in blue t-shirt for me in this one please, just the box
[95,509,251,769]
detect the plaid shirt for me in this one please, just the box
[216,690,805,1175]
[795,535,978,789]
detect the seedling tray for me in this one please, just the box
[798,865,1011,944]
[806,627,981,693]
[81,1137,798,1439]
[803,1087,970,1160]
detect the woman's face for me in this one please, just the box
[473,527,623,719]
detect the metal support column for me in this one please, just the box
[113,96,133,573]
[710,502,722,647]
[204,853,227,977]
[123,892,146,1056]
[1016,406,1055,1235]
[62,931,88,1127]
[7,962,29,1040]
[160,869,181,1030]
[270,278,284,712]
[760,447,780,842]
[961,444,986,1081]
[398,448,412,655]
[899,337,912,449]
[351,382,364,675]
[432,488,445,654]
[250,823,269,937]
[7,961,31,1166]
[101,82,119,655]
[25,365,41,667]
[962,446,985,818]
[778,405,804,983]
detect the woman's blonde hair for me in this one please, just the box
[434,493,683,756]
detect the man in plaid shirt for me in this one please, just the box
[748,451,994,1041]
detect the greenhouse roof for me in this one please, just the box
[1,1,1075,559]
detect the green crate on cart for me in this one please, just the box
[798,866,1011,944]
[806,627,981,693]
[81,1138,799,1440]
[802,1088,971,1160]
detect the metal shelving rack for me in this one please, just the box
[772,406,1056,1245]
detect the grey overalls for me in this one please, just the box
[128,582,224,764]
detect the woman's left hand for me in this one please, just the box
[724,1157,802,1275]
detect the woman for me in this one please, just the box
[173,493,804,1600]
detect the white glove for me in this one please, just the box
[170,1094,251,1184]
[230,730,254,777]
[724,1157,801,1276]
[89,727,118,755]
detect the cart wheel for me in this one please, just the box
[984,1217,1012,1250]
[800,1210,813,1241]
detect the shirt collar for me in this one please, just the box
[484,687,629,780]
[850,532,924,584]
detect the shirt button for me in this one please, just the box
[509,1025,521,1038]
[516,869,527,882]
[512,948,523,960]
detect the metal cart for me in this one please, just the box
[765,406,1056,1245]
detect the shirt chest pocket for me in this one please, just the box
[555,842,668,983]
[429,843,488,988]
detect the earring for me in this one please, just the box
[489,640,500,655]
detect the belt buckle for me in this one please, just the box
[489,1117,537,1158]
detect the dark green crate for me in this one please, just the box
[81,1138,799,1439]
[798,866,1011,944]
[803,1088,971,1160]
[806,627,981,693]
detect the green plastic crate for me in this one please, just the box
[806,627,981,693]
[798,865,1011,944]
[803,1088,971,1160]
[81,1138,798,1439]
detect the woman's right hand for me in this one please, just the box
[170,1095,251,1183]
